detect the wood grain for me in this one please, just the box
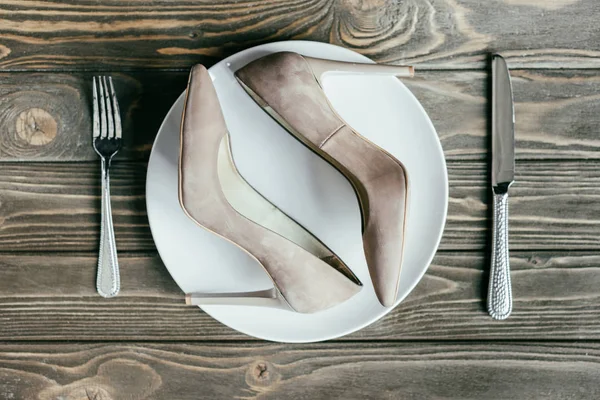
[1,251,600,341]
[0,160,599,252]
[1,70,600,162]
[0,0,596,394]
[0,163,151,251]
[0,71,187,161]
[447,160,600,250]
[407,69,600,160]
[0,0,598,70]
[1,342,600,399]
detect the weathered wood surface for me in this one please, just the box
[1,251,599,341]
[0,163,150,251]
[0,0,598,70]
[1,342,600,399]
[1,70,599,162]
[0,71,187,161]
[0,0,598,395]
[407,69,600,160]
[447,160,600,250]
[0,160,598,252]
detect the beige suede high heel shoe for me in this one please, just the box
[235,52,412,307]
[179,65,361,314]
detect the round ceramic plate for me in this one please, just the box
[146,41,447,343]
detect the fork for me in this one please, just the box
[92,76,122,298]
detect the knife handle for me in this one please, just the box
[487,191,512,320]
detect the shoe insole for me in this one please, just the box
[217,134,359,283]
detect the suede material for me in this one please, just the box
[179,64,361,313]
[322,127,407,307]
[235,52,343,147]
[235,52,409,307]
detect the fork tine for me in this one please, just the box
[102,77,115,139]
[97,76,108,138]
[108,77,122,139]
[92,77,100,138]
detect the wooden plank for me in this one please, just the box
[0,71,187,161]
[1,251,600,341]
[0,0,598,70]
[0,163,152,251]
[1,342,600,399]
[0,160,599,252]
[447,160,600,250]
[407,69,600,160]
[1,70,599,162]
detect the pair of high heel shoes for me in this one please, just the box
[181,52,413,313]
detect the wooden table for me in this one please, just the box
[1,1,599,398]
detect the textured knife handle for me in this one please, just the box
[487,191,512,320]
[97,159,120,298]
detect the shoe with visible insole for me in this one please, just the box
[179,64,362,313]
[235,52,412,307]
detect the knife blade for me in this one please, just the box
[488,54,515,320]
[492,55,515,190]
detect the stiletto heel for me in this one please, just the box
[235,52,411,307]
[185,289,292,311]
[179,64,361,314]
[303,56,414,83]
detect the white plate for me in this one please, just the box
[146,41,448,343]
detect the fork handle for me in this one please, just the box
[97,158,120,298]
[487,191,512,320]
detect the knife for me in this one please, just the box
[488,54,515,320]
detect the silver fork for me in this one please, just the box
[92,76,122,298]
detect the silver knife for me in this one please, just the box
[488,54,515,320]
